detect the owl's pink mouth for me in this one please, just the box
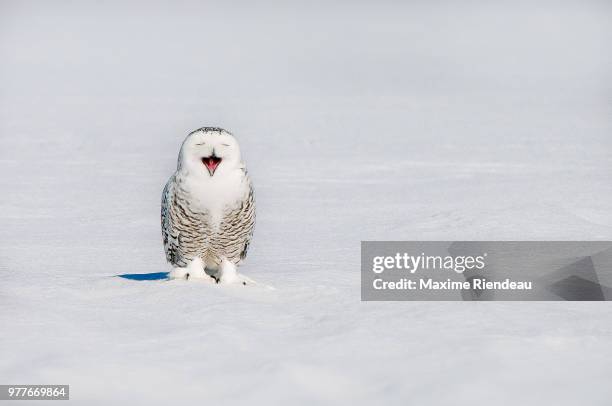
[202,156,222,175]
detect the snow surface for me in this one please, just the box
[1,1,612,405]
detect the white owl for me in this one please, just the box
[161,127,255,283]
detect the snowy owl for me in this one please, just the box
[161,127,255,283]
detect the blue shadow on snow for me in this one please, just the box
[117,272,169,281]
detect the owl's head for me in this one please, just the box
[177,127,243,177]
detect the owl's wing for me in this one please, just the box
[239,183,256,261]
[219,177,256,264]
[161,177,184,267]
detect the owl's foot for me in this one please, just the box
[217,258,240,284]
[168,257,214,282]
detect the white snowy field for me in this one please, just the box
[1,0,612,404]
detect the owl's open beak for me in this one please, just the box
[202,155,222,176]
